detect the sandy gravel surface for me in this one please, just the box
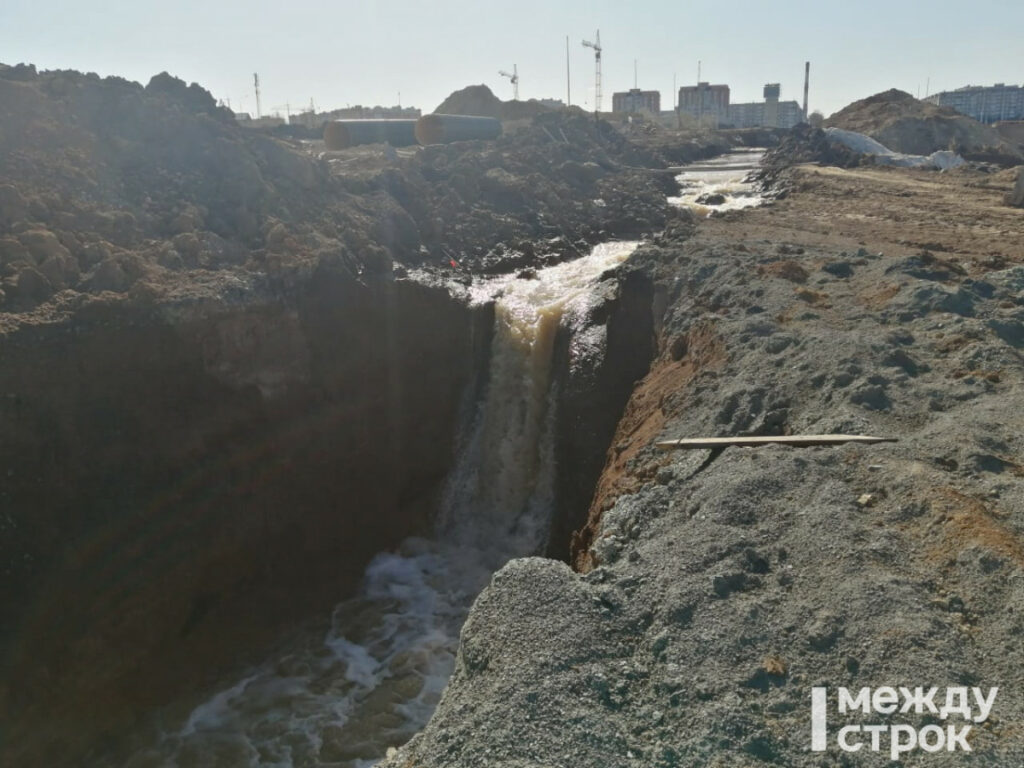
[388,161,1024,767]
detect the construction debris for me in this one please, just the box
[323,119,418,149]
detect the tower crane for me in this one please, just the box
[498,64,519,101]
[581,30,602,114]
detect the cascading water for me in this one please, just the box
[130,241,639,768]
[668,148,766,216]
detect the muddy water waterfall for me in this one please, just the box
[139,241,639,767]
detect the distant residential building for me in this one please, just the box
[728,100,803,128]
[537,98,567,109]
[926,83,1024,123]
[678,82,730,125]
[612,88,661,115]
[728,83,803,129]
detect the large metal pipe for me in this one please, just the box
[323,119,418,150]
[415,114,502,145]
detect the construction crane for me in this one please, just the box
[498,64,519,101]
[581,30,602,114]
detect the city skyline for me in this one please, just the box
[2,0,1022,119]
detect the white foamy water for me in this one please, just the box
[668,149,765,216]
[128,241,639,768]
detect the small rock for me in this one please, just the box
[822,260,854,278]
[696,192,727,205]
[762,655,788,676]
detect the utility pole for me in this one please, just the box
[634,59,638,89]
[696,61,702,126]
[674,71,680,129]
[253,73,262,119]
[566,36,571,106]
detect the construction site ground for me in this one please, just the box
[388,160,1024,767]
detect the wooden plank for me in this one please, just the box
[655,434,897,451]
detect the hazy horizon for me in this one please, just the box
[3,0,1022,119]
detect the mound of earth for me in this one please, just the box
[433,83,553,120]
[0,65,365,313]
[825,89,1020,163]
[755,124,866,188]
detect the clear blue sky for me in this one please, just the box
[2,0,1022,118]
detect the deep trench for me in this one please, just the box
[1,240,657,766]
[4,147,768,766]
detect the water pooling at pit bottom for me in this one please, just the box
[668,148,765,216]
[129,241,640,768]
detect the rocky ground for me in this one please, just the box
[385,161,1024,765]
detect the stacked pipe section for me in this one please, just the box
[323,115,502,149]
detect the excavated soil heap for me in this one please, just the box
[825,88,1020,162]
[433,83,553,121]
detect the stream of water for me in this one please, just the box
[668,148,766,216]
[127,241,639,768]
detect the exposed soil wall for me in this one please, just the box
[0,272,492,765]
[549,265,656,561]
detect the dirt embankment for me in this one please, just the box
[387,154,1024,767]
[825,88,1022,165]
